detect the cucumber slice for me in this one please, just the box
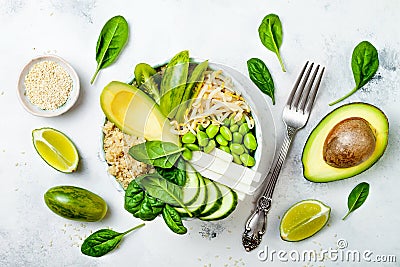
[176,171,208,217]
[198,178,223,217]
[182,163,200,206]
[199,182,238,221]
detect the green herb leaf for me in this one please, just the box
[258,14,286,72]
[247,58,275,104]
[330,41,379,105]
[91,15,129,84]
[162,204,187,234]
[81,223,145,257]
[129,141,185,168]
[124,180,164,221]
[155,157,186,186]
[343,182,370,220]
[135,173,192,217]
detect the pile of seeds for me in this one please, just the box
[24,60,73,110]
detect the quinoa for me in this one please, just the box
[24,60,73,110]
[102,121,153,189]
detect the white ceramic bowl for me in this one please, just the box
[17,55,80,117]
[101,60,277,196]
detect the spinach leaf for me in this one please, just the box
[330,41,379,105]
[135,173,192,217]
[162,204,187,234]
[155,157,186,186]
[129,141,185,168]
[247,58,275,104]
[343,182,370,220]
[134,63,161,104]
[258,14,286,72]
[81,223,145,257]
[124,180,164,221]
[91,15,129,84]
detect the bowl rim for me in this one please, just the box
[101,58,277,197]
[17,54,80,117]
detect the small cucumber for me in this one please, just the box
[198,178,223,218]
[44,186,107,222]
[199,182,238,221]
[175,170,208,217]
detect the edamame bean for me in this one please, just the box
[232,153,242,164]
[244,133,257,150]
[197,131,209,147]
[239,123,250,135]
[232,132,243,143]
[182,132,196,144]
[204,140,216,154]
[215,134,228,146]
[198,124,205,131]
[223,118,230,127]
[230,143,245,155]
[229,124,239,133]
[220,126,232,141]
[240,154,255,167]
[229,114,237,126]
[184,143,200,151]
[206,124,219,138]
[219,146,230,153]
[182,149,193,161]
[237,116,246,125]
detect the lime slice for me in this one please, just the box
[280,199,330,242]
[32,127,79,173]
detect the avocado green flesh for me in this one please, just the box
[100,81,179,145]
[302,103,388,182]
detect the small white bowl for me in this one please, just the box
[17,55,80,117]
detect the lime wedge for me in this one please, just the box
[32,127,79,173]
[280,199,330,242]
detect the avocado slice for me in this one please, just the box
[100,81,179,144]
[302,103,388,182]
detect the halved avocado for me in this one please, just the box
[100,81,179,144]
[302,103,388,182]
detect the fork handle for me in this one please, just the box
[242,126,297,252]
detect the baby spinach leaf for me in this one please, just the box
[129,141,185,168]
[258,14,286,72]
[91,15,129,84]
[124,180,164,221]
[81,223,145,257]
[343,182,370,220]
[135,173,192,217]
[247,58,275,104]
[162,204,187,234]
[330,41,379,105]
[155,157,186,186]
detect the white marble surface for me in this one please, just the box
[1,0,399,266]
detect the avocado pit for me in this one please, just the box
[323,117,376,168]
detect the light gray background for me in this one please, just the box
[0,0,399,266]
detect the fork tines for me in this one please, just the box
[287,62,325,114]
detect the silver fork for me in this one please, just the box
[242,62,325,252]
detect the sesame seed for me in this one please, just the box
[24,60,73,110]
